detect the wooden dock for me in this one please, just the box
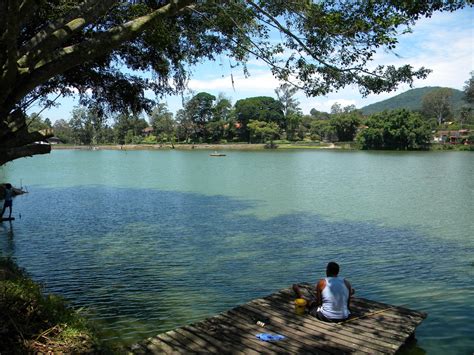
[130,283,427,354]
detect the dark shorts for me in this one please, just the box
[3,200,12,208]
[308,303,347,323]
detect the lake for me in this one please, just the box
[1,149,473,354]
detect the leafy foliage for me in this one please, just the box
[464,71,474,104]
[1,0,470,164]
[0,258,105,353]
[247,120,280,144]
[422,88,453,125]
[150,103,175,142]
[330,112,361,142]
[234,96,284,141]
[357,109,431,150]
[113,113,148,144]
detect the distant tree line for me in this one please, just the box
[31,74,473,150]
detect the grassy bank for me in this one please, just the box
[430,143,474,151]
[51,143,268,150]
[50,142,473,151]
[51,142,339,151]
[0,258,110,353]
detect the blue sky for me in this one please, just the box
[31,6,473,123]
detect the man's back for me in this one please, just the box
[5,187,13,201]
[320,276,350,320]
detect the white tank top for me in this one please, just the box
[321,277,350,320]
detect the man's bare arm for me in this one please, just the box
[315,279,326,308]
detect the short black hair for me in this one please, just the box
[5,183,12,189]
[326,262,340,276]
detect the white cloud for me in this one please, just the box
[40,7,474,121]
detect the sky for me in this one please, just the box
[29,6,473,123]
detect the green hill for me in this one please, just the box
[361,87,466,115]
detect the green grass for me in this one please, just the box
[0,258,113,353]
[430,143,474,151]
[277,144,329,149]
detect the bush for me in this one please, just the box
[359,109,431,150]
[0,258,108,353]
[458,144,474,151]
[142,135,158,144]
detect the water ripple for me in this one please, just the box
[0,186,473,354]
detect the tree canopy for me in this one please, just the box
[357,109,431,150]
[422,88,453,125]
[0,0,469,165]
[464,71,474,104]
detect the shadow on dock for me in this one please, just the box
[130,283,427,354]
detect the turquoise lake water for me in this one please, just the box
[1,149,473,353]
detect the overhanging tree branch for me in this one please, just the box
[246,0,338,71]
[10,0,195,106]
[0,143,51,166]
[17,0,118,68]
[1,1,21,95]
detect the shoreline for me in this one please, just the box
[0,257,110,353]
[49,142,473,152]
[50,142,343,151]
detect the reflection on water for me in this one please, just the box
[1,187,473,354]
[0,220,15,256]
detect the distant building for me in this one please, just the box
[436,129,470,144]
[142,127,154,137]
[47,137,62,144]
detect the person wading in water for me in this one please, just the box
[1,183,14,220]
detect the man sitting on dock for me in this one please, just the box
[293,261,354,322]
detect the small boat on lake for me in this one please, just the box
[210,151,226,157]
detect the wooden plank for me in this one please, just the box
[182,326,252,354]
[215,311,302,354]
[267,289,425,355]
[133,285,427,354]
[144,336,181,354]
[274,290,425,327]
[250,296,402,351]
[286,284,427,319]
[350,298,426,320]
[233,303,372,354]
[177,326,239,354]
[162,327,232,354]
[239,302,391,354]
[195,313,284,354]
[266,293,418,342]
[223,308,333,355]
[227,307,349,355]
[181,321,261,354]
[173,327,227,353]
[270,294,423,325]
[156,332,195,353]
[260,292,403,331]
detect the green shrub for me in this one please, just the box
[0,258,109,353]
[458,144,474,151]
[142,135,158,144]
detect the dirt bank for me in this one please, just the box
[50,142,343,151]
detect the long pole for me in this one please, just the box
[338,304,408,325]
